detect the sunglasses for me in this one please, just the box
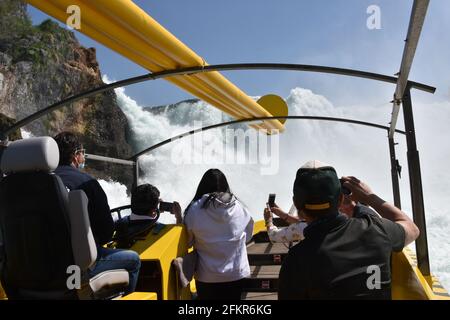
[75,148,86,155]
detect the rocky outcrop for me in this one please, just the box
[147,99,200,116]
[0,0,133,187]
[0,113,21,141]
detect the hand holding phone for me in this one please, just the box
[268,193,276,208]
[159,201,174,213]
[264,204,273,222]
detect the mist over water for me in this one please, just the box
[103,76,450,290]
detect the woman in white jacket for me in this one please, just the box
[184,169,254,300]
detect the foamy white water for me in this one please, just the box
[98,179,129,210]
[20,129,33,138]
[103,75,450,290]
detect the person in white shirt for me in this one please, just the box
[263,194,378,243]
[184,169,254,300]
[264,204,306,243]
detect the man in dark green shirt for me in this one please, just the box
[278,160,419,300]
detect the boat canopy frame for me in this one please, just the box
[0,63,434,141]
[0,63,434,278]
[0,0,433,279]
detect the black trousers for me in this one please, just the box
[196,279,245,300]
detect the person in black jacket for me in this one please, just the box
[278,160,419,300]
[54,132,140,294]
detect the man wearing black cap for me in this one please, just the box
[278,160,419,300]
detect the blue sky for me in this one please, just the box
[27,0,450,108]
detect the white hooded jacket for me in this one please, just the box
[184,192,254,283]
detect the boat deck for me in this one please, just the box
[242,231,293,300]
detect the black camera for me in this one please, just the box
[159,201,174,213]
[268,193,276,207]
[340,179,352,196]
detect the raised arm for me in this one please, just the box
[171,201,183,224]
[264,207,305,243]
[342,176,420,246]
[270,204,301,224]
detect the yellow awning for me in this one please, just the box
[27,0,285,133]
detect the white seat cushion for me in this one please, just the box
[89,269,129,293]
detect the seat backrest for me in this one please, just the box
[68,190,97,271]
[0,137,95,299]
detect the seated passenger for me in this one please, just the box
[278,160,419,300]
[263,189,378,243]
[114,184,182,246]
[53,131,140,295]
[183,169,254,300]
[127,183,182,224]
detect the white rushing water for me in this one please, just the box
[102,76,450,290]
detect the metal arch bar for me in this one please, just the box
[1,63,435,139]
[194,64,435,93]
[130,115,406,160]
[84,153,135,166]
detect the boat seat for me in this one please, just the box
[113,215,157,249]
[0,137,129,300]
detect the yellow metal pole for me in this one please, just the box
[88,0,284,130]
[26,0,251,120]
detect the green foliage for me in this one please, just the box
[37,19,60,33]
[0,0,33,38]
[8,41,48,68]
[38,19,73,42]
[1,3,75,68]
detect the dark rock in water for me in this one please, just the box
[0,0,133,188]
[144,98,247,130]
[146,99,200,116]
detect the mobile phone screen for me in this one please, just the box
[268,194,276,207]
[159,201,173,212]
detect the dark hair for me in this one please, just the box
[53,132,82,166]
[185,169,231,213]
[131,183,160,215]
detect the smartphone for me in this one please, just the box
[340,179,352,196]
[159,201,174,213]
[268,193,276,207]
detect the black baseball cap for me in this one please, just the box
[293,160,341,212]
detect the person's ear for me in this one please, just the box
[71,152,78,166]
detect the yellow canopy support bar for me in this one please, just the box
[27,0,285,133]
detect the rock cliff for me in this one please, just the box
[0,0,134,188]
